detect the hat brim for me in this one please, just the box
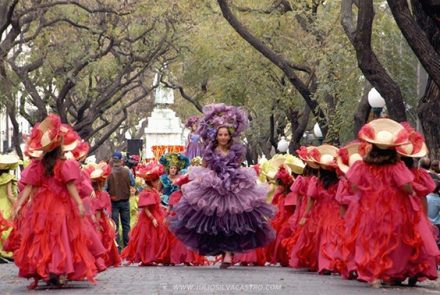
[397,142,428,158]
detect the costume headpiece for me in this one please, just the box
[60,124,80,152]
[85,162,111,182]
[358,118,409,149]
[26,114,62,153]
[190,156,203,166]
[136,161,164,181]
[309,144,339,169]
[336,142,366,174]
[296,146,320,169]
[0,154,20,170]
[284,154,305,175]
[66,140,90,161]
[159,153,190,172]
[198,103,248,141]
[185,115,200,128]
[396,122,428,158]
[276,165,294,187]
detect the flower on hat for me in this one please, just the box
[136,161,164,182]
[358,118,409,149]
[396,122,427,158]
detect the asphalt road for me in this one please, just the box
[0,263,439,295]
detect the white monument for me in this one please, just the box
[144,72,187,159]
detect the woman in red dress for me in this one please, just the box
[88,162,121,268]
[13,114,100,289]
[343,118,439,287]
[121,161,170,266]
[289,145,342,274]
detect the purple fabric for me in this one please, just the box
[168,143,275,255]
[185,133,203,160]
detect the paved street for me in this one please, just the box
[0,263,439,295]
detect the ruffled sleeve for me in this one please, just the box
[284,191,297,206]
[20,160,44,186]
[391,161,414,187]
[0,173,16,186]
[346,160,364,187]
[412,168,436,198]
[60,160,81,184]
[335,177,353,205]
[306,176,320,200]
[138,189,159,208]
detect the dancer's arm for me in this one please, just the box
[7,181,15,204]
[144,207,158,227]
[299,197,315,225]
[14,184,32,217]
[66,182,85,216]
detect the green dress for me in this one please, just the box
[0,173,17,257]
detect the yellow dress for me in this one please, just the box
[0,173,17,257]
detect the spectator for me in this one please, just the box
[107,151,135,250]
[427,159,440,248]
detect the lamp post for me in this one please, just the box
[277,136,289,154]
[368,88,386,119]
[313,123,323,145]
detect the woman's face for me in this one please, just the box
[191,123,197,132]
[169,166,178,176]
[216,127,231,147]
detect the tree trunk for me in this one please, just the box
[353,81,372,136]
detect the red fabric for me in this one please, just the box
[289,180,343,273]
[14,159,102,283]
[121,189,169,265]
[94,209,120,268]
[342,160,439,283]
[233,248,267,266]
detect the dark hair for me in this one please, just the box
[43,147,62,176]
[303,165,318,177]
[92,180,104,191]
[420,157,431,170]
[431,160,440,173]
[319,168,339,189]
[401,156,415,169]
[0,169,10,175]
[364,145,399,166]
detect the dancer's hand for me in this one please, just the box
[299,217,307,225]
[152,218,158,228]
[78,203,85,217]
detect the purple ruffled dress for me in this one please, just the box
[168,143,275,255]
[185,133,203,160]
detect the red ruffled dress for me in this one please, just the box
[343,161,439,283]
[92,190,121,267]
[281,176,311,259]
[121,188,169,265]
[167,187,207,266]
[14,159,100,283]
[266,186,295,266]
[289,177,342,273]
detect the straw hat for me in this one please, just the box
[358,118,409,149]
[396,122,428,158]
[284,154,305,175]
[60,124,80,152]
[136,161,164,182]
[0,154,20,170]
[296,146,320,169]
[336,142,364,174]
[69,140,90,161]
[88,162,111,182]
[309,144,339,169]
[27,114,63,152]
[264,154,288,179]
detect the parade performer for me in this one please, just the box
[167,174,207,266]
[168,103,275,269]
[13,114,101,288]
[89,162,121,268]
[185,116,203,159]
[159,153,189,207]
[343,118,439,287]
[0,154,19,259]
[289,144,343,274]
[121,161,170,266]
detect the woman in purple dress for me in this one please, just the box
[185,116,203,160]
[169,104,275,268]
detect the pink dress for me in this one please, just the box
[14,159,100,283]
[289,177,342,273]
[92,190,121,267]
[121,188,170,265]
[343,160,439,283]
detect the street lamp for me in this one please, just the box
[368,88,386,118]
[313,123,323,144]
[277,136,289,154]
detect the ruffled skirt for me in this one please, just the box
[168,166,275,256]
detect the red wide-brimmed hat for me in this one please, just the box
[309,144,339,169]
[336,142,367,174]
[136,161,164,182]
[275,165,294,187]
[26,114,63,153]
[358,118,409,149]
[60,124,80,152]
[86,162,111,182]
[396,122,428,158]
[296,146,320,169]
